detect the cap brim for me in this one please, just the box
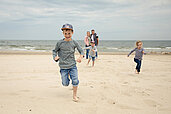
[61,28,73,30]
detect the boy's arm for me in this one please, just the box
[96,38,99,46]
[52,42,60,62]
[74,41,84,63]
[128,48,136,57]
[74,41,84,56]
[94,46,97,52]
[142,48,147,55]
[84,46,90,50]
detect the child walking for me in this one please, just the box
[86,41,97,67]
[128,41,146,74]
[52,24,84,102]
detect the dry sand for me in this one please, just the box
[0,52,171,114]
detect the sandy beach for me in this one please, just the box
[0,52,171,114]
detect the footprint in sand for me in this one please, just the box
[107,99,116,105]
[128,73,136,77]
[49,86,59,88]
[123,81,129,85]
[141,91,150,96]
[122,92,132,96]
[133,80,139,83]
[8,92,20,96]
[19,90,30,92]
[30,96,45,100]
[143,99,161,107]
[117,104,140,110]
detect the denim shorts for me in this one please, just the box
[89,55,95,61]
[60,65,79,86]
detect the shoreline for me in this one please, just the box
[0,50,171,55]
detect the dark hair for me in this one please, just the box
[62,29,73,32]
[91,29,95,31]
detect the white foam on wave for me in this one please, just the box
[25,46,35,49]
[166,47,171,49]
[144,48,161,50]
[12,48,28,51]
[106,47,118,50]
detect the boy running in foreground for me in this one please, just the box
[53,24,84,102]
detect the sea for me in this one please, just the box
[0,40,171,53]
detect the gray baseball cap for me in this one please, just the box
[61,24,73,31]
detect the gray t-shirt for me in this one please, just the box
[84,46,97,57]
[53,39,84,69]
[128,48,145,60]
[86,46,97,57]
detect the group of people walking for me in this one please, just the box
[84,29,99,66]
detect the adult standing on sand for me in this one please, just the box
[84,31,91,59]
[90,29,99,58]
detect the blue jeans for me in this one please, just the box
[86,49,90,59]
[95,45,98,58]
[134,58,142,72]
[60,66,79,86]
[96,51,98,58]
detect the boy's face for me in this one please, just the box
[63,29,73,39]
[137,42,142,49]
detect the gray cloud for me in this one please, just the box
[0,0,171,40]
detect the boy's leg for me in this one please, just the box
[69,66,79,101]
[134,58,139,73]
[87,56,91,65]
[137,60,142,72]
[86,49,90,59]
[73,86,78,101]
[60,69,70,86]
[92,57,95,67]
[95,51,98,58]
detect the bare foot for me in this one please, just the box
[135,69,139,74]
[73,96,79,102]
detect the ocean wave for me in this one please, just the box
[106,47,118,50]
[144,47,162,50]
[166,47,171,49]
[12,48,28,51]
[25,46,35,49]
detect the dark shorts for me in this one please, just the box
[89,55,95,61]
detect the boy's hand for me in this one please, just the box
[92,49,95,53]
[76,57,82,63]
[76,55,84,63]
[55,56,60,61]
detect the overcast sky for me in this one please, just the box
[0,0,171,40]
